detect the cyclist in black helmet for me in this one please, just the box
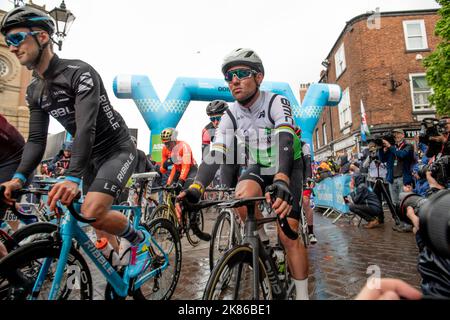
[1,5,152,279]
[202,100,228,157]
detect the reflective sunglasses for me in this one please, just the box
[210,116,222,122]
[224,68,257,82]
[5,31,41,47]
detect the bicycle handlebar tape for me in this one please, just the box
[67,203,96,224]
[277,216,299,240]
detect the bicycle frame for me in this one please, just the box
[31,202,170,300]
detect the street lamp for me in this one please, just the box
[48,0,76,51]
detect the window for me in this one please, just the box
[315,128,320,149]
[403,20,428,51]
[338,88,352,129]
[409,73,434,111]
[322,123,327,145]
[334,43,346,78]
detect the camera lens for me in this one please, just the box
[419,189,450,259]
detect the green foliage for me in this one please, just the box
[423,0,450,116]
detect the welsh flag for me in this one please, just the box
[360,99,371,142]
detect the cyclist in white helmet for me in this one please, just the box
[177,48,310,299]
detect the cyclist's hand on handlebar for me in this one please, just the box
[47,180,79,212]
[175,183,203,223]
[265,180,293,219]
[1,179,23,206]
[171,181,183,194]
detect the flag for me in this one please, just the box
[360,99,371,142]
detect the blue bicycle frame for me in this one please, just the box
[30,202,170,300]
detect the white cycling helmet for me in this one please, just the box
[221,48,264,75]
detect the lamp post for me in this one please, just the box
[48,0,76,51]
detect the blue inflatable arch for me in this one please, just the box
[113,75,341,162]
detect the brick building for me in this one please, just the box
[0,8,33,138]
[311,9,440,161]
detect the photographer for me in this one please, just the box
[347,173,383,229]
[379,129,415,232]
[401,174,450,298]
[363,141,389,223]
[420,117,450,159]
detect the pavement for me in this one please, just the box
[87,207,421,300]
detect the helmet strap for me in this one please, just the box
[26,29,49,70]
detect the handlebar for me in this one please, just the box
[180,196,298,241]
[0,186,96,224]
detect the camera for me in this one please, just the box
[419,118,446,157]
[417,155,450,187]
[399,189,450,258]
[369,132,396,148]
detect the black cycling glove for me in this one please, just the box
[266,180,293,205]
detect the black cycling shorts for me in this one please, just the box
[83,139,137,199]
[238,158,303,220]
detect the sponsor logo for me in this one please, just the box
[77,72,94,93]
[100,95,120,130]
[117,153,136,183]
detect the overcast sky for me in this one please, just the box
[1,0,441,160]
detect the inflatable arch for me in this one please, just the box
[113,75,342,162]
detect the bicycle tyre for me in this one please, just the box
[209,209,238,271]
[8,222,57,251]
[203,245,272,300]
[133,218,182,300]
[0,239,92,300]
[150,204,177,226]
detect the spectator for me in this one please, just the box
[363,141,389,221]
[379,128,414,232]
[338,154,351,174]
[48,141,72,177]
[404,164,429,197]
[347,173,383,229]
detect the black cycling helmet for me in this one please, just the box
[1,5,55,36]
[206,100,228,117]
[221,48,264,75]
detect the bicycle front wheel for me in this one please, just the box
[133,218,182,300]
[185,209,205,247]
[0,239,92,300]
[151,204,177,226]
[209,209,238,271]
[203,245,272,300]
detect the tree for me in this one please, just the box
[423,0,450,116]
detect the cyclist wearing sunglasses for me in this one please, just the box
[202,100,228,157]
[177,48,310,299]
[160,128,198,192]
[1,5,154,278]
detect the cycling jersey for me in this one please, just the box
[160,141,197,185]
[212,91,301,167]
[15,54,131,182]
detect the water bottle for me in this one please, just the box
[95,238,119,266]
[274,248,286,281]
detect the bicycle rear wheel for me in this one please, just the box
[203,245,272,300]
[133,218,181,300]
[209,209,238,271]
[0,239,92,300]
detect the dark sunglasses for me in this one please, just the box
[224,68,257,82]
[5,31,41,47]
[210,116,222,122]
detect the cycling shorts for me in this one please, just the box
[83,138,137,199]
